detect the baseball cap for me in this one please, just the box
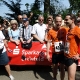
[23,18,29,22]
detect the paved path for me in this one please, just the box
[0,65,80,80]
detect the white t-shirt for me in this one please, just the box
[0,31,6,53]
[31,23,47,40]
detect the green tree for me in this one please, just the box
[29,0,42,25]
[68,0,80,13]
[2,0,22,21]
[25,3,29,12]
[44,0,50,15]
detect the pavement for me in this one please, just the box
[0,65,80,80]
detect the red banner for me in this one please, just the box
[7,42,80,66]
[7,42,52,65]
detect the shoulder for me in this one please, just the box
[74,26,79,30]
[0,30,2,33]
[43,24,47,28]
[48,29,55,34]
[60,27,69,33]
[28,25,32,27]
[33,23,38,27]
[0,30,4,36]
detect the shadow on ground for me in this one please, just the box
[0,65,53,80]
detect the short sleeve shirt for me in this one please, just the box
[65,26,80,58]
[8,29,20,40]
[0,31,6,53]
[19,25,33,40]
[31,23,47,40]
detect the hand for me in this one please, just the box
[46,53,51,61]
[26,39,31,43]
[22,41,27,44]
[72,54,80,60]
[15,40,20,45]
[7,48,12,53]
[30,12,33,16]
[40,40,44,44]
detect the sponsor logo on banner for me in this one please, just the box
[7,42,52,65]
[21,50,45,61]
[13,46,20,54]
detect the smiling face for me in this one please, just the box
[11,23,17,30]
[11,20,18,30]
[64,15,72,27]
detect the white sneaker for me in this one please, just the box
[9,75,14,80]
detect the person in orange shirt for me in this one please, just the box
[64,14,80,80]
[46,15,66,80]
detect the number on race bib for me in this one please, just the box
[64,42,70,54]
[54,41,64,52]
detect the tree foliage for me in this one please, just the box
[28,0,42,25]
[68,0,80,13]
[2,0,22,21]
[43,0,65,18]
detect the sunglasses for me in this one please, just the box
[39,19,44,21]
[65,19,68,21]
[19,18,22,19]
[48,19,52,21]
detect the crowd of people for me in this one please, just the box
[0,12,80,80]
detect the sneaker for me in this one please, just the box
[9,75,14,80]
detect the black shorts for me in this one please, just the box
[64,56,78,67]
[52,53,64,64]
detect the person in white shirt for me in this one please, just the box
[0,31,14,80]
[31,15,47,43]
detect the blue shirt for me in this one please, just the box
[8,29,20,40]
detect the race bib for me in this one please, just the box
[64,42,70,54]
[54,41,64,52]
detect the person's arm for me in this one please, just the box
[3,39,12,52]
[44,29,48,42]
[19,27,25,43]
[46,40,51,61]
[28,12,33,20]
[32,34,44,43]
[31,24,44,43]
[3,39,9,49]
[20,37,24,43]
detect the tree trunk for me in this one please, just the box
[44,0,50,15]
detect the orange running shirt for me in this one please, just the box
[64,26,80,58]
[47,27,69,53]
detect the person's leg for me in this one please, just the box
[5,64,14,80]
[68,63,77,80]
[5,64,11,76]
[59,63,65,80]
[52,64,58,80]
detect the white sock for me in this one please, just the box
[9,75,14,80]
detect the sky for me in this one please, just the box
[0,0,70,17]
